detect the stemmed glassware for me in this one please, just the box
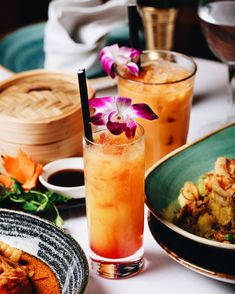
[198,0,235,129]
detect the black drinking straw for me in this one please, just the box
[77,69,93,142]
[128,4,140,50]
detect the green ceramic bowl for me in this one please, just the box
[145,122,235,250]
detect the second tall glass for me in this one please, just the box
[117,50,197,170]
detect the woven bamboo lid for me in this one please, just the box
[0,70,95,145]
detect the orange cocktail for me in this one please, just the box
[117,50,197,170]
[83,126,145,279]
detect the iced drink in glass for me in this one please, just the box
[117,50,197,170]
[83,126,145,279]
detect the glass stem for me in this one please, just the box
[228,63,235,121]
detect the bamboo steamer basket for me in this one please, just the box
[0,69,95,164]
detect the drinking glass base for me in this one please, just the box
[91,257,144,279]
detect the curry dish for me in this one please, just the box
[175,157,235,244]
[0,241,61,294]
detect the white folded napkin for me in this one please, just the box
[44,0,128,73]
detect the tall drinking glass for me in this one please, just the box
[117,50,197,170]
[198,0,235,127]
[83,125,145,279]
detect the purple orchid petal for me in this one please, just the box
[127,62,139,76]
[130,49,141,59]
[115,54,129,65]
[89,97,114,109]
[108,110,119,121]
[107,120,127,136]
[124,119,137,139]
[131,104,158,120]
[99,55,116,78]
[99,44,141,78]
[99,44,118,60]
[88,95,158,139]
[89,97,116,126]
[90,112,106,126]
[99,46,118,78]
[118,46,140,58]
[118,46,133,58]
[116,97,132,113]
[108,44,120,53]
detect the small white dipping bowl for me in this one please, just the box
[39,157,85,199]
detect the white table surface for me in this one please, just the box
[0,58,234,294]
[69,58,234,294]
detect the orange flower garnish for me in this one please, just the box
[0,174,13,188]
[2,149,43,190]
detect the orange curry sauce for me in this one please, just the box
[20,253,61,294]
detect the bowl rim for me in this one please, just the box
[0,207,89,293]
[145,121,235,250]
[39,157,84,192]
[147,211,235,283]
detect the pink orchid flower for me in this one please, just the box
[99,44,141,79]
[89,96,158,139]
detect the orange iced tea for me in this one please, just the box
[83,126,145,278]
[117,50,197,170]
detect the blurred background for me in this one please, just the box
[0,0,217,63]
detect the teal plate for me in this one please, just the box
[0,23,144,79]
[148,212,235,283]
[145,122,235,250]
[0,23,45,74]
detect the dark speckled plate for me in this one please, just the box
[148,211,235,283]
[0,208,89,293]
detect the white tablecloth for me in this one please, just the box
[66,58,234,294]
[0,58,234,294]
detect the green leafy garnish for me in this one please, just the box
[224,234,234,242]
[0,179,70,227]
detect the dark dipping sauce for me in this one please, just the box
[48,169,84,187]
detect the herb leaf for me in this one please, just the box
[23,202,38,212]
[224,234,234,242]
[0,180,70,226]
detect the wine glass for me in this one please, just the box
[198,0,235,130]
